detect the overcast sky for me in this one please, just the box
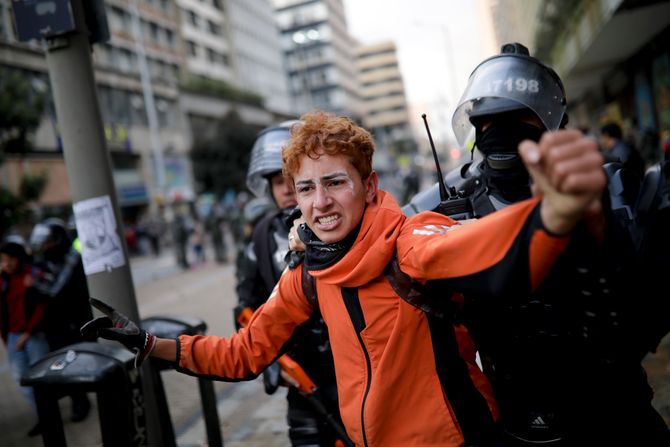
[342,0,497,144]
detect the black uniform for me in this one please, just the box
[35,245,92,350]
[235,208,343,446]
[404,155,670,446]
[33,237,92,422]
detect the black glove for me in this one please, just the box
[81,297,156,368]
[284,205,302,229]
[263,361,282,395]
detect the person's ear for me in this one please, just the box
[364,171,379,204]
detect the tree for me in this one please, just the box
[190,110,262,197]
[0,68,48,235]
[0,69,46,153]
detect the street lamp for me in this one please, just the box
[129,0,166,209]
[291,28,321,113]
[410,21,461,155]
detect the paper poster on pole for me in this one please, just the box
[73,195,125,274]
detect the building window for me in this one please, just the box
[149,22,159,42]
[207,20,221,35]
[187,10,198,27]
[116,48,137,74]
[207,48,217,63]
[206,48,229,66]
[187,41,198,57]
[165,29,174,48]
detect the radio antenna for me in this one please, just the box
[421,114,449,202]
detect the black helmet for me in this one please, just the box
[30,217,71,257]
[243,196,275,225]
[241,196,275,239]
[0,238,29,263]
[452,42,567,148]
[246,120,300,198]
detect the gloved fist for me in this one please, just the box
[81,297,156,368]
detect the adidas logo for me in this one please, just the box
[531,416,547,427]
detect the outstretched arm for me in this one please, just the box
[152,338,177,361]
[398,130,606,292]
[82,267,314,379]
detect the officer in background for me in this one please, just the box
[235,121,346,446]
[30,218,92,422]
[405,43,670,446]
[600,121,645,181]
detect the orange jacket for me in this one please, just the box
[177,190,569,446]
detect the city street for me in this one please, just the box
[1,249,669,446]
[1,0,668,445]
[0,251,291,447]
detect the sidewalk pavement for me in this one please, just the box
[0,250,290,447]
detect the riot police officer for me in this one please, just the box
[235,121,346,446]
[405,43,670,446]
[30,217,92,422]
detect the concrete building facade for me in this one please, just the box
[356,41,414,153]
[0,0,192,218]
[484,0,670,166]
[1,0,296,226]
[272,0,363,118]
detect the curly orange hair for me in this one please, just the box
[282,110,375,184]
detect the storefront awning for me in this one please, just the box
[564,1,670,100]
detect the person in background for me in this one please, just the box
[206,203,227,264]
[600,121,645,180]
[1,238,50,437]
[235,121,346,446]
[171,209,191,269]
[141,211,165,257]
[82,110,606,447]
[30,218,92,423]
[191,220,206,265]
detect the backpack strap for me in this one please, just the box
[384,255,446,318]
[301,264,318,310]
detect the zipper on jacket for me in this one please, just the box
[341,287,371,447]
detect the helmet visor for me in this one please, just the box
[452,55,566,147]
[29,223,50,251]
[246,128,291,197]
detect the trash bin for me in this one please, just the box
[21,342,145,447]
[141,315,223,447]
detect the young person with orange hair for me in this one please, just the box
[83,110,606,446]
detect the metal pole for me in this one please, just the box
[129,0,166,203]
[43,1,166,446]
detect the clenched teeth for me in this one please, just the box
[318,215,338,225]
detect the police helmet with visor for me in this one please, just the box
[452,42,568,149]
[246,120,299,198]
[30,217,71,256]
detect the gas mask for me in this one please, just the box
[475,119,545,169]
[475,119,545,202]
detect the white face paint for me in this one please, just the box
[294,171,356,200]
